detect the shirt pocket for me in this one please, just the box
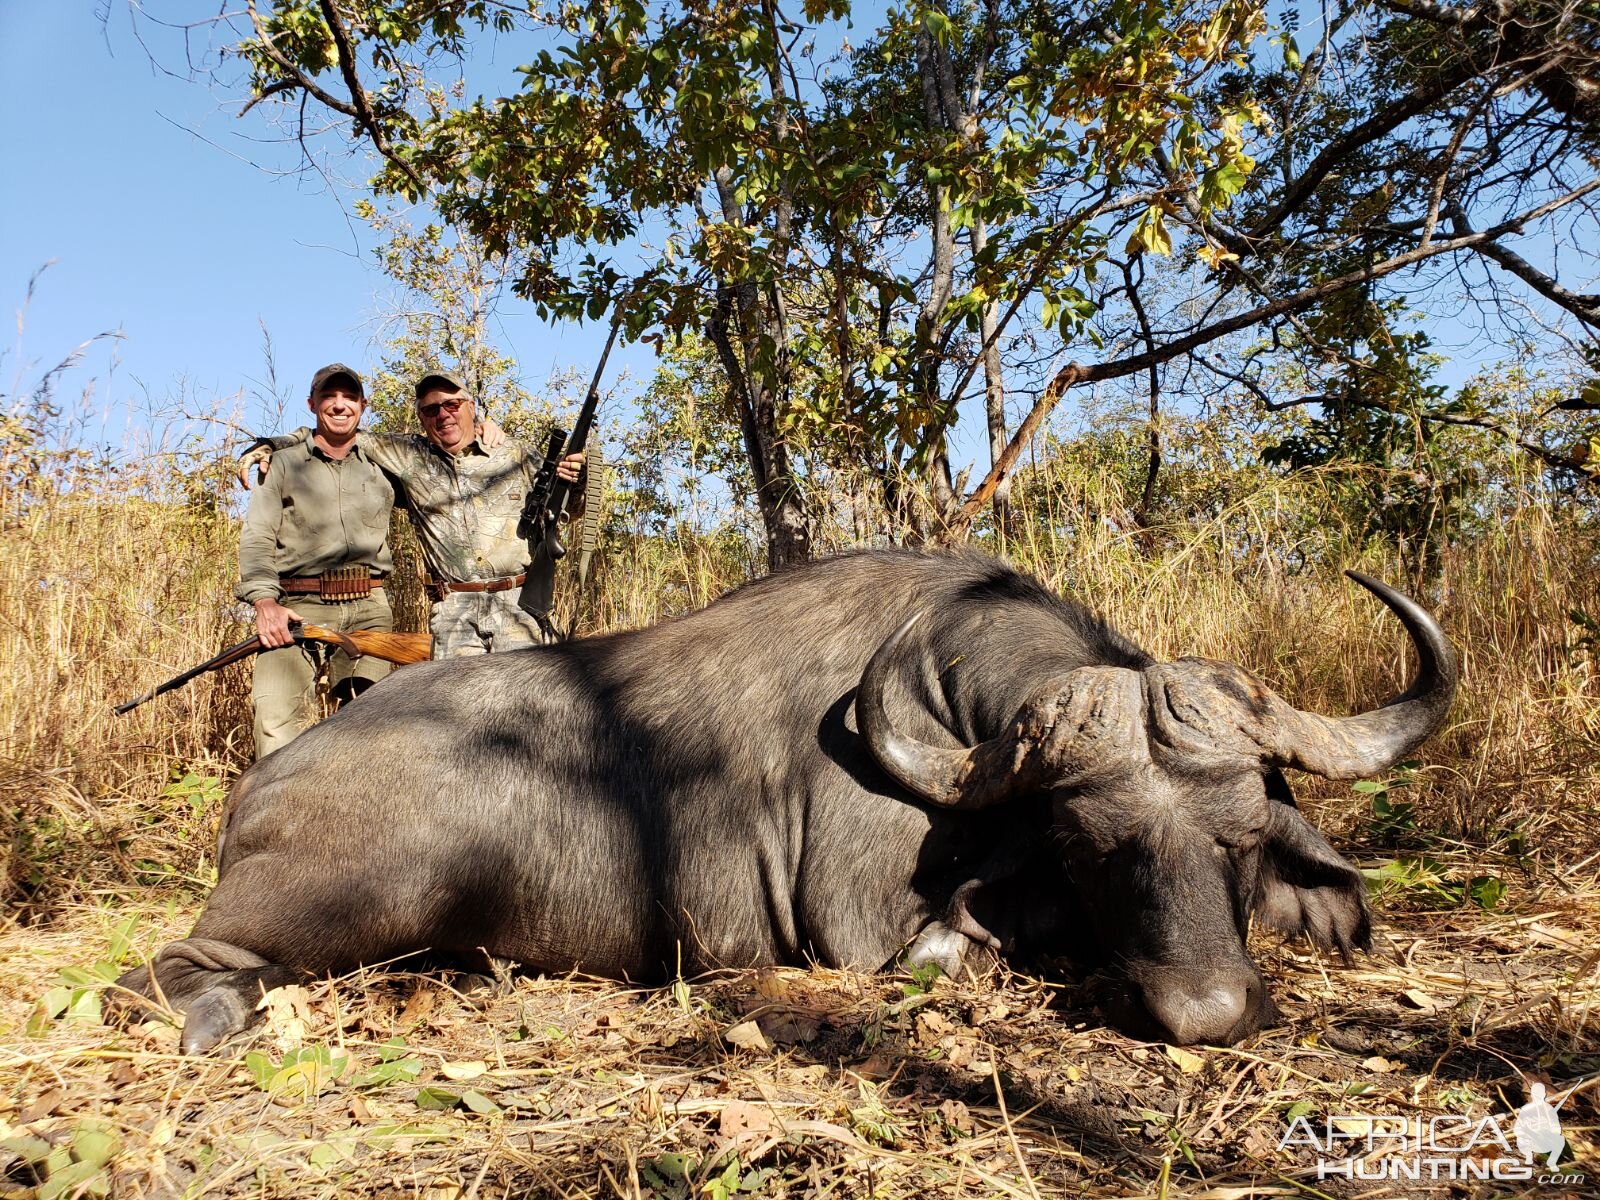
[355,472,393,529]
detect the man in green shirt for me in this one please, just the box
[243,368,584,658]
[236,364,395,758]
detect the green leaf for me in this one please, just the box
[1466,875,1505,910]
[0,1135,53,1164]
[245,1051,277,1090]
[460,1088,502,1116]
[39,1161,108,1200]
[65,988,102,1025]
[70,1122,121,1170]
[416,1086,462,1110]
[28,986,72,1035]
[350,1055,425,1089]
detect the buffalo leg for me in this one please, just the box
[113,937,299,1055]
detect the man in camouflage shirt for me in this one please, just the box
[236,364,395,758]
[248,368,584,658]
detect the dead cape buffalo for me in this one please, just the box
[117,549,1457,1052]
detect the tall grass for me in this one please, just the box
[5,394,1598,914]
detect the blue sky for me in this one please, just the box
[1,2,638,447]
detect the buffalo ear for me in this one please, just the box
[1254,789,1371,958]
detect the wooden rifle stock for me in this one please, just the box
[113,623,432,715]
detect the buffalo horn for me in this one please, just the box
[1264,571,1459,779]
[855,613,1025,809]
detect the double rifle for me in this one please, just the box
[113,623,431,715]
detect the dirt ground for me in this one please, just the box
[2,832,1596,1200]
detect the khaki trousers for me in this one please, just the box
[251,590,393,759]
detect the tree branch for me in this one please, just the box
[949,177,1600,532]
[314,0,426,195]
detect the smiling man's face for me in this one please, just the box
[309,380,365,442]
[417,385,476,454]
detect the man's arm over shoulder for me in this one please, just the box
[350,429,432,478]
[236,426,310,489]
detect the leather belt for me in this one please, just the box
[425,572,527,602]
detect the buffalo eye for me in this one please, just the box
[1216,829,1265,854]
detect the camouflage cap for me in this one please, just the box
[414,367,472,403]
[309,363,364,398]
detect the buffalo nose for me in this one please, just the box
[1141,974,1251,1045]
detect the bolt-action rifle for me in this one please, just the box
[112,622,432,715]
[516,312,623,631]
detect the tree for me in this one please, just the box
[215,0,1599,561]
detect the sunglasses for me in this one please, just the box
[418,397,471,419]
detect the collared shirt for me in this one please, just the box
[361,431,543,583]
[265,427,546,583]
[235,437,395,604]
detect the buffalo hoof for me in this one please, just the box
[179,987,258,1055]
[902,920,986,980]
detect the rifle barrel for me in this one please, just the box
[112,634,265,715]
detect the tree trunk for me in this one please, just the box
[973,213,1012,543]
[706,276,811,572]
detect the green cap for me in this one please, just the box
[414,367,471,402]
[309,363,364,398]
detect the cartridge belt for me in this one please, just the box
[279,568,387,601]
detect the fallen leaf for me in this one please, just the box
[937,1099,973,1135]
[415,1086,460,1110]
[460,1089,501,1116]
[756,1009,820,1044]
[1362,1056,1400,1074]
[754,969,794,1003]
[258,985,312,1053]
[1166,1045,1205,1074]
[1241,1125,1279,1158]
[399,986,437,1028]
[719,1099,776,1141]
[348,1096,374,1124]
[439,1060,489,1081]
[915,1010,954,1047]
[1401,988,1443,1013]
[724,1020,768,1051]
[134,1021,179,1052]
[19,1090,63,1123]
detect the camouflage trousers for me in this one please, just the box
[251,591,393,759]
[429,590,555,658]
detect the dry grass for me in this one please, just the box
[3,415,1599,1196]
